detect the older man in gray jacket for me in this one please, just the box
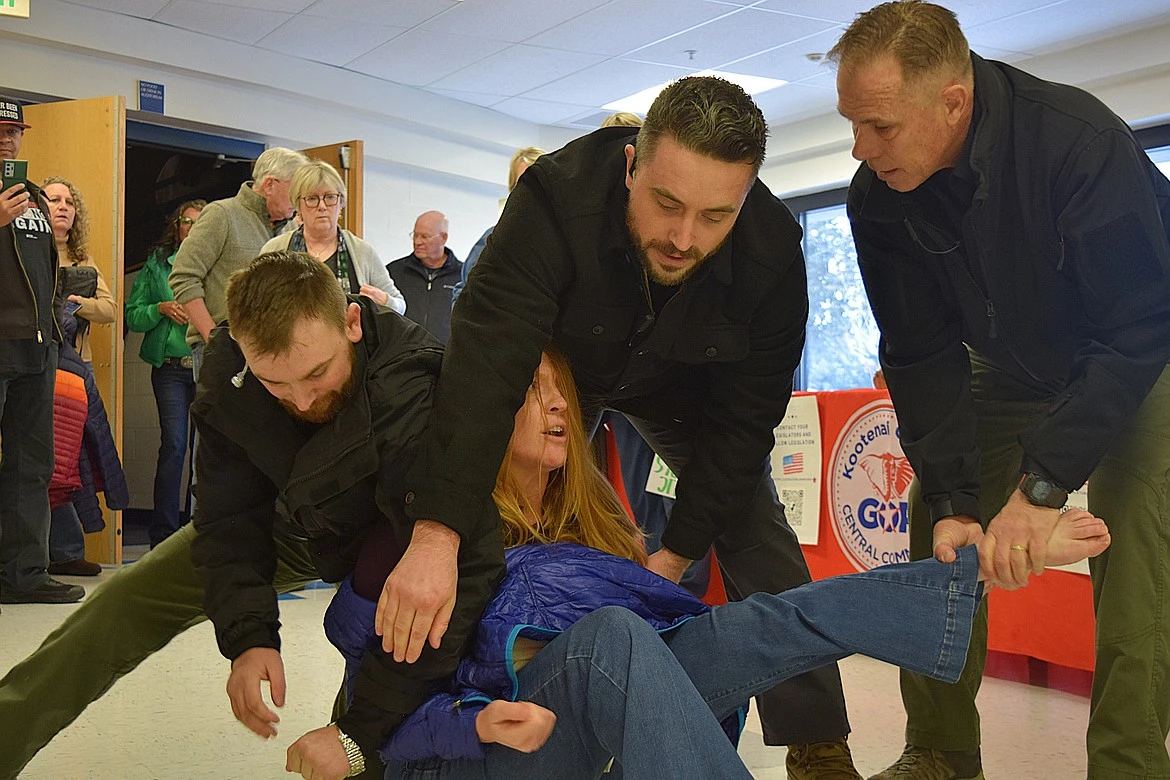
[169,146,309,370]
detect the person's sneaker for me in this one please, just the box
[48,558,103,577]
[0,578,85,604]
[787,737,863,779]
[868,745,984,780]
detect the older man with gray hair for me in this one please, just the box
[831,2,1170,778]
[170,146,309,369]
[387,210,462,344]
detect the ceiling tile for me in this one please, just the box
[750,0,1064,28]
[521,58,692,106]
[345,29,510,87]
[728,27,843,83]
[527,0,734,56]
[153,1,293,44]
[967,0,1170,56]
[418,0,612,43]
[61,0,172,18]
[426,87,507,108]
[626,6,836,70]
[490,96,599,125]
[752,77,838,125]
[256,15,406,67]
[201,0,316,12]
[299,0,457,28]
[430,45,605,97]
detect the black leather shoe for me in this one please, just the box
[0,578,85,604]
[48,558,103,577]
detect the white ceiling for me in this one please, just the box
[62,0,1170,131]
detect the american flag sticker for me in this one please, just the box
[782,452,804,475]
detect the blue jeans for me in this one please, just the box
[586,397,845,746]
[0,348,58,593]
[148,364,195,547]
[388,546,982,779]
[49,502,86,563]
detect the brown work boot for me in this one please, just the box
[868,745,984,780]
[787,737,863,779]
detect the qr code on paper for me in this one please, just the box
[781,488,804,528]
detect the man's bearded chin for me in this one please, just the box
[280,354,357,424]
[626,210,712,287]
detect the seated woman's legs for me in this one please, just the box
[667,544,983,724]
[665,509,1110,724]
[388,606,751,780]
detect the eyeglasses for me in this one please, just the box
[301,193,342,208]
[409,232,437,241]
[178,216,197,226]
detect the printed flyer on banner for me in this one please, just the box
[829,398,911,571]
[1049,484,1090,576]
[770,394,822,546]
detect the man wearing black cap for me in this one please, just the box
[0,99,85,607]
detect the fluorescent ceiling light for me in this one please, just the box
[603,70,787,114]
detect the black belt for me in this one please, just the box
[160,355,194,369]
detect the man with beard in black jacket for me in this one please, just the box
[831,3,1170,779]
[192,251,504,779]
[0,251,504,780]
[390,75,862,778]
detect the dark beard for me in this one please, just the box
[278,351,357,424]
[625,209,713,287]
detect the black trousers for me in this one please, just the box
[587,395,852,745]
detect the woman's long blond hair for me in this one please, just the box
[493,347,646,565]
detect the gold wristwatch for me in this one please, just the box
[334,725,366,777]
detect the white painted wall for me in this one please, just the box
[0,0,556,258]
[760,21,1170,199]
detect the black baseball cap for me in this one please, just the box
[0,100,30,129]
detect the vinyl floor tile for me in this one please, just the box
[5,568,1167,779]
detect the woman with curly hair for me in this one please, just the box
[126,199,206,547]
[42,176,116,364]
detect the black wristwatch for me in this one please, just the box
[1018,473,1069,509]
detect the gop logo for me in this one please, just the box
[829,400,912,572]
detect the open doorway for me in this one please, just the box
[121,122,261,560]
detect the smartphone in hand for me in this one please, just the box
[64,300,82,317]
[1,159,28,193]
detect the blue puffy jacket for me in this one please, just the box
[325,542,746,765]
[57,316,129,532]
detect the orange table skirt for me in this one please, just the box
[604,389,1097,673]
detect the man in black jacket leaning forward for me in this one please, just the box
[396,76,860,778]
[191,251,504,778]
[832,3,1170,779]
[0,250,504,780]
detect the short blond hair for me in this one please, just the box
[827,0,971,85]
[290,160,346,208]
[508,147,546,192]
[601,112,643,128]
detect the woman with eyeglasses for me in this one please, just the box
[125,199,206,547]
[262,160,406,314]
